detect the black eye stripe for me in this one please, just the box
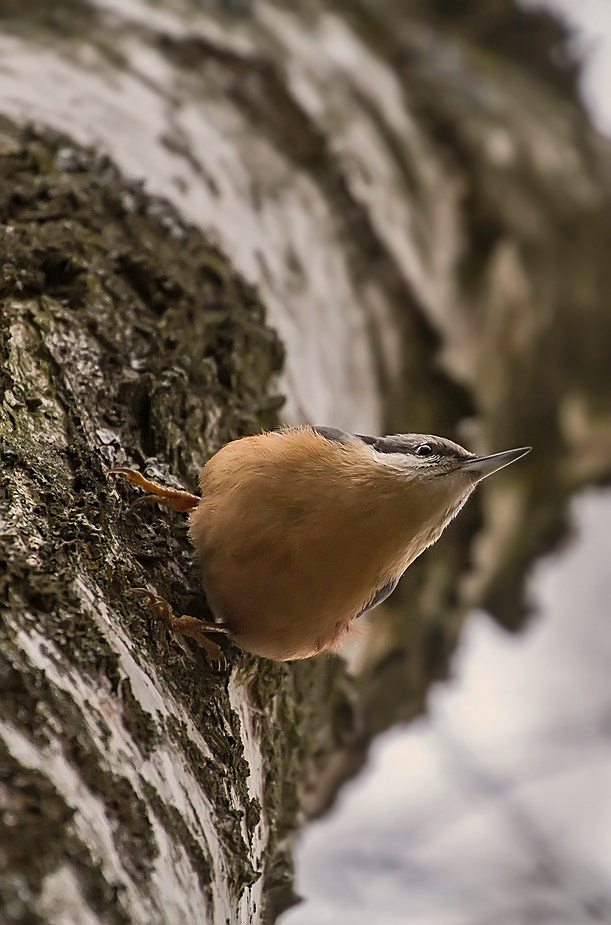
[349,431,466,459]
[363,437,442,456]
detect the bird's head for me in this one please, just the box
[310,426,531,541]
[354,432,531,542]
[359,433,530,486]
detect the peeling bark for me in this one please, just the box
[2,2,611,923]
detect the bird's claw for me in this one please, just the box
[109,468,201,513]
[133,588,228,671]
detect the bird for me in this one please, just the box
[109,426,530,663]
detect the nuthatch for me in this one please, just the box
[110,427,530,663]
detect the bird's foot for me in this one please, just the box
[135,589,229,670]
[109,468,200,513]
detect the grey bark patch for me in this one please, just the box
[0,742,131,925]
[141,779,215,908]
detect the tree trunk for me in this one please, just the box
[2,2,611,923]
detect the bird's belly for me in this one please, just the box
[202,550,361,660]
[189,464,422,660]
[192,514,383,660]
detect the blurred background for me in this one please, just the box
[286,488,611,924]
[285,6,611,922]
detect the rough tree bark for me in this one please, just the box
[2,2,611,924]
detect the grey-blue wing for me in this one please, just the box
[355,577,399,619]
[311,426,354,445]
[312,426,389,452]
[312,426,381,447]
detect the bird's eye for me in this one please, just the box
[416,444,433,457]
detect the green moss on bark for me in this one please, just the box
[0,117,289,921]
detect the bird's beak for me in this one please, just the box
[460,446,531,480]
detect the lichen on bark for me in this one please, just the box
[0,119,293,923]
